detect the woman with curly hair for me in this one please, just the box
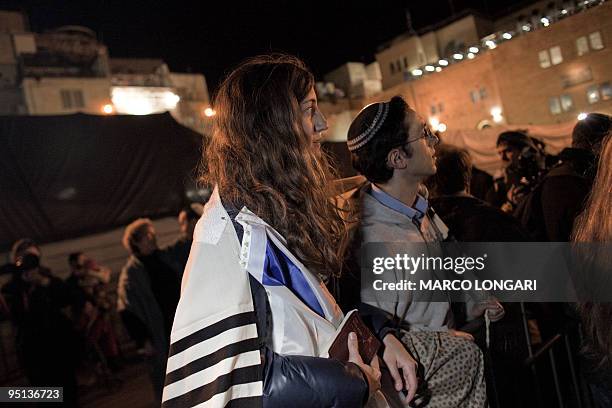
[162,54,381,408]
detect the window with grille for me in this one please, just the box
[576,36,589,56]
[60,89,85,109]
[587,85,600,104]
[589,31,604,50]
[550,46,563,65]
[601,82,611,101]
[560,94,573,112]
[539,50,551,68]
[549,97,561,115]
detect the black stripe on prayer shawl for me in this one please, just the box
[162,365,262,408]
[168,311,257,357]
[165,338,260,386]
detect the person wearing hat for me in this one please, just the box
[336,96,504,407]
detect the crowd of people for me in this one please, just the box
[0,53,610,408]
[0,204,202,406]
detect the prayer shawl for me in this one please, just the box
[161,187,345,408]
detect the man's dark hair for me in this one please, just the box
[496,130,531,148]
[348,96,412,183]
[11,238,38,263]
[181,204,202,221]
[429,145,472,196]
[68,252,82,267]
[572,113,611,155]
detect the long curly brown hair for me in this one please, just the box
[202,54,345,279]
[572,133,612,368]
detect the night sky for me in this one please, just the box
[2,0,533,91]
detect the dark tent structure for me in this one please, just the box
[0,112,203,250]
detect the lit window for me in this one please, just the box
[550,46,563,65]
[539,50,551,68]
[601,82,611,100]
[470,90,479,103]
[549,97,561,115]
[587,85,600,104]
[576,36,589,56]
[560,94,574,112]
[589,31,604,50]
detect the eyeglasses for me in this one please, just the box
[397,127,440,149]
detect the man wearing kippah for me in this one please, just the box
[334,96,502,407]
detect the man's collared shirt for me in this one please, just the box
[370,184,428,227]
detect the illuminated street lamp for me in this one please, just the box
[577,112,588,120]
[437,123,447,132]
[204,107,216,117]
[102,104,114,114]
[467,53,475,59]
[541,17,550,27]
[435,67,442,72]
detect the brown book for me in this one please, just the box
[325,310,381,363]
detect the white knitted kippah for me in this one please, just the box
[347,102,390,152]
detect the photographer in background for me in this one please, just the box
[486,131,549,213]
[1,252,78,406]
[516,113,610,241]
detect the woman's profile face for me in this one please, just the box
[300,87,328,150]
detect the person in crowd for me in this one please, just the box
[1,251,79,406]
[164,203,204,275]
[116,218,182,400]
[67,252,120,373]
[426,144,532,405]
[426,144,529,242]
[572,133,612,407]
[485,131,546,212]
[164,54,381,408]
[469,166,494,201]
[517,113,611,241]
[10,238,52,277]
[338,96,505,407]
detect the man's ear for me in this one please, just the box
[387,147,408,170]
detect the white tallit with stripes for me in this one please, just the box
[162,187,346,408]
